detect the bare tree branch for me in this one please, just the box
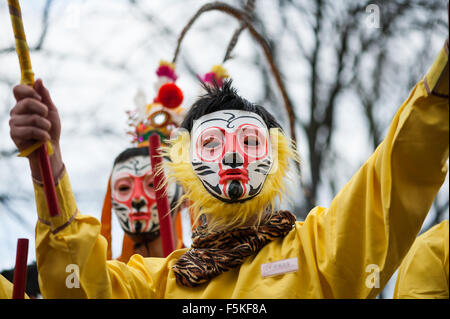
[0,0,54,54]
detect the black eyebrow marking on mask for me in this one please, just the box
[115,158,150,175]
[136,162,151,172]
[116,165,134,171]
[199,112,265,129]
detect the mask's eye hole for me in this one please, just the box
[238,125,267,159]
[244,136,260,146]
[196,128,224,162]
[144,175,156,199]
[203,137,220,149]
[114,178,134,202]
[119,185,131,192]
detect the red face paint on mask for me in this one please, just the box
[111,155,159,234]
[191,110,273,203]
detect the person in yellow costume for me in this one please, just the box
[394,220,449,299]
[7,36,449,298]
[100,61,191,263]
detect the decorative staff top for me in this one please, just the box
[127,60,185,147]
[7,0,34,86]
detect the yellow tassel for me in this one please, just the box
[18,141,53,157]
[211,64,229,79]
[159,60,176,70]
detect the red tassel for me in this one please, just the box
[156,83,183,109]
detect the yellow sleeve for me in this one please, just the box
[0,274,30,299]
[297,40,449,298]
[394,220,449,299]
[34,171,165,299]
[0,275,14,299]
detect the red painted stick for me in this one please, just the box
[38,143,60,217]
[12,238,28,299]
[149,133,175,257]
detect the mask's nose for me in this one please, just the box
[130,178,146,211]
[222,152,244,168]
[131,198,146,211]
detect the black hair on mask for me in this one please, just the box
[181,79,282,132]
[113,147,149,166]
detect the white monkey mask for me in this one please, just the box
[190,110,273,203]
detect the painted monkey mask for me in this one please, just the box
[111,152,181,241]
[164,81,296,231]
[191,110,273,203]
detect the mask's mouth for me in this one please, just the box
[219,168,249,184]
[129,212,150,221]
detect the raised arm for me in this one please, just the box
[9,80,164,298]
[298,39,449,298]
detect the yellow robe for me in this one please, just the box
[0,274,29,299]
[0,275,14,299]
[394,220,449,299]
[33,40,449,299]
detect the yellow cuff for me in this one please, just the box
[34,170,78,234]
[424,38,449,98]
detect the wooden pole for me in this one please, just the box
[149,133,175,257]
[8,0,60,217]
[12,238,28,299]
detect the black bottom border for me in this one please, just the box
[1,299,449,318]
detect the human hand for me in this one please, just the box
[9,78,63,181]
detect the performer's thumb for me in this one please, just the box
[34,78,58,113]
